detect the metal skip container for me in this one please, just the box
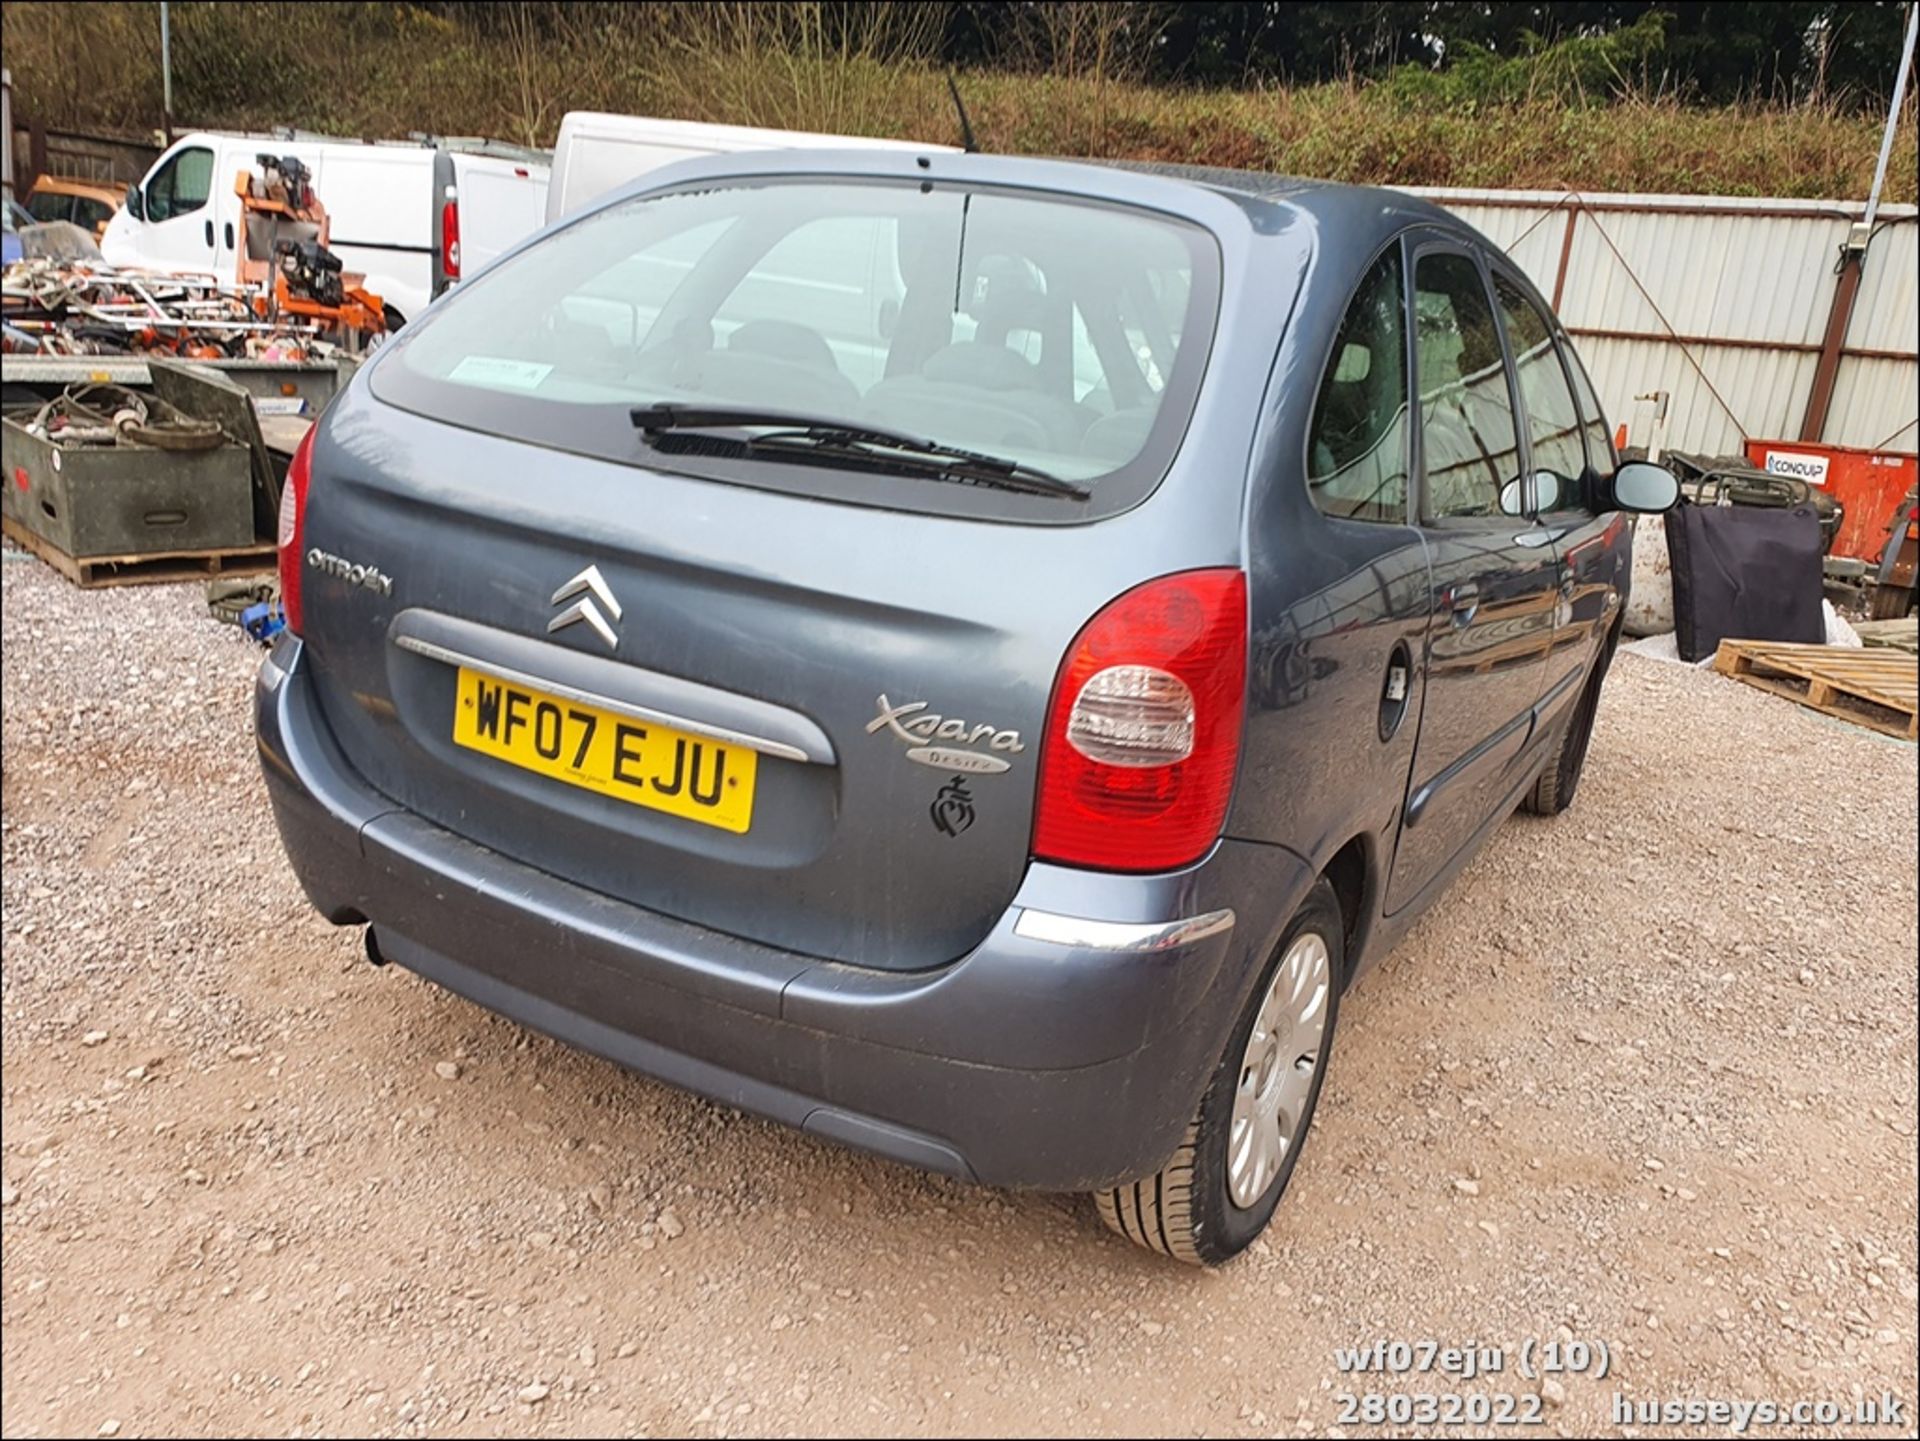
[2,386,254,582]
[1745,439,1920,564]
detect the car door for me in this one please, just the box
[1238,235,1433,868]
[136,142,219,273]
[1488,267,1625,728]
[1385,239,1559,914]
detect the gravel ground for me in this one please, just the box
[3,550,1916,1439]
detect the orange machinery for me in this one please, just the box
[233,157,385,341]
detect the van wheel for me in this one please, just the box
[1094,880,1342,1265]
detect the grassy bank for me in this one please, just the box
[3,1,1913,201]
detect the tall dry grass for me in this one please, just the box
[2,1,1912,202]
[636,2,947,138]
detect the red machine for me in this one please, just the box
[1743,438,1919,565]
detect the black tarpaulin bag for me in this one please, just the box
[1665,501,1825,662]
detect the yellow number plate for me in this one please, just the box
[452,668,756,833]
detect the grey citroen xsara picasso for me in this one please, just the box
[258,151,1677,1264]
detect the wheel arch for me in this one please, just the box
[1318,830,1378,986]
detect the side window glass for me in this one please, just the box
[1492,272,1587,512]
[1306,245,1409,522]
[146,147,214,223]
[1559,336,1615,478]
[25,191,68,224]
[1414,252,1520,521]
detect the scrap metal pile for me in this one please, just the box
[1,259,333,361]
[11,382,225,451]
[4,153,384,361]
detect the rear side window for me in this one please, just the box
[375,178,1222,522]
[73,197,115,231]
[25,191,69,224]
[1414,252,1520,522]
[1307,246,1409,523]
[146,147,213,222]
[1558,336,1616,477]
[1491,272,1587,511]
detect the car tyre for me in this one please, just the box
[1094,879,1343,1266]
[1523,646,1614,816]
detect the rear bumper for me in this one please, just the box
[255,638,1313,1189]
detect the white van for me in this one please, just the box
[546,112,955,224]
[101,132,551,325]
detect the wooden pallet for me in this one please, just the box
[2,513,275,589]
[1713,638,1918,741]
[1854,616,1919,655]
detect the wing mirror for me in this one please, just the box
[124,182,146,222]
[1610,460,1680,514]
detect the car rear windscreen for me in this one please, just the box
[372,175,1220,521]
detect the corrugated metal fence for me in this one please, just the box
[1409,187,1919,458]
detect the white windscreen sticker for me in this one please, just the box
[448,356,553,390]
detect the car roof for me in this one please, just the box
[31,175,123,203]
[596,147,1488,281]
[1096,158,1466,232]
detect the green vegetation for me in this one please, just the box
[3,2,1913,202]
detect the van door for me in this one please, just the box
[447,152,549,285]
[308,146,432,321]
[210,139,247,276]
[131,141,220,274]
[1385,241,1559,913]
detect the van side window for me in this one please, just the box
[1306,246,1409,523]
[1491,272,1587,513]
[1414,252,1521,521]
[146,147,214,223]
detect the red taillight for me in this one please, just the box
[1033,568,1248,872]
[441,197,461,279]
[276,427,316,636]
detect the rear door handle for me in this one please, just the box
[204,218,215,247]
[223,221,234,250]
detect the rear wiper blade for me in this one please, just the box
[636,403,922,443]
[630,403,1090,500]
